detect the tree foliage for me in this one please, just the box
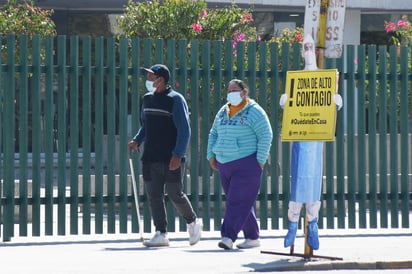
[0,0,56,37]
[117,0,257,41]
[0,0,56,63]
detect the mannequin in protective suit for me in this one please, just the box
[279,34,342,250]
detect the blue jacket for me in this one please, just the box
[133,87,190,162]
[207,99,272,164]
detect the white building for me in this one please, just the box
[2,0,411,45]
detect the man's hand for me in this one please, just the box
[169,155,181,170]
[128,140,139,151]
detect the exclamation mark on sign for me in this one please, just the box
[289,78,294,107]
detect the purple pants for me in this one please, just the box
[217,153,262,242]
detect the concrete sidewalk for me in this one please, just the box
[1,228,411,273]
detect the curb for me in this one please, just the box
[256,260,412,272]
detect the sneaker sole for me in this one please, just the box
[143,242,169,247]
[218,242,232,250]
[189,229,201,245]
[189,236,201,246]
[236,244,260,249]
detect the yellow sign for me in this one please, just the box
[281,69,338,141]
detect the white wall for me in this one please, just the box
[343,9,361,46]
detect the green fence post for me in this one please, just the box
[335,52,346,228]
[399,46,410,228]
[44,36,55,235]
[118,37,129,233]
[236,41,245,81]
[212,40,223,231]
[247,41,256,98]
[166,39,181,232]
[224,40,234,83]
[201,40,211,231]
[106,37,116,234]
[177,39,189,232]
[130,37,141,234]
[357,45,367,228]
[3,34,16,242]
[0,34,3,239]
[346,45,356,228]
[18,35,29,236]
[389,45,399,228]
[268,42,280,230]
[31,35,41,236]
[258,41,268,230]
[81,36,92,234]
[280,42,291,229]
[378,45,388,228]
[94,36,104,234]
[57,35,67,235]
[324,57,335,229]
[367,45,378,228]
[189,40,200,219]
[69,36,80,235]
[142,38,152,233]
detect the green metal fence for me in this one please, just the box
[0,35,411,242]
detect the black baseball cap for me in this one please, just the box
[143,64,170,83]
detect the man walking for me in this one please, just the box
[128,64,201,247]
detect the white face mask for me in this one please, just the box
[227,91,243,106]
[145,80,156,92]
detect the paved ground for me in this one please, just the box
[1,227,411,273]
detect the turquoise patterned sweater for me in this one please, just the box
[207,99,273,164]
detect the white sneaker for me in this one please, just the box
[236,239,260,249]
[188,219,202,245]
[143,231,169,247]
[218,237,233,249]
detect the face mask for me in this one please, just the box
[227,91,243,106]
[145,80,156,92]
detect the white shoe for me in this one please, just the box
[236,239,260,249]
[188,219,202,245]
[218,237,233,249]
[143,231,169,247]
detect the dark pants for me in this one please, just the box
[142,161,196,233]
[217,153,262,242]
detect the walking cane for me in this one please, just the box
[129,151,144,241]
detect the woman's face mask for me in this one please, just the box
[226,91,243,106]
[145,80,156,92]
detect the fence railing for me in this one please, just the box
[0,35,411,242]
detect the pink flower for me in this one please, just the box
[353,58,358,65]
[232,41,238,56]
[384,21,396,33]
[199,9,208,18]
[233,30,245,42]
[397,20,410,29]
[192,22,202,33]
[26,4,35,13]
[240,13,253,24]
